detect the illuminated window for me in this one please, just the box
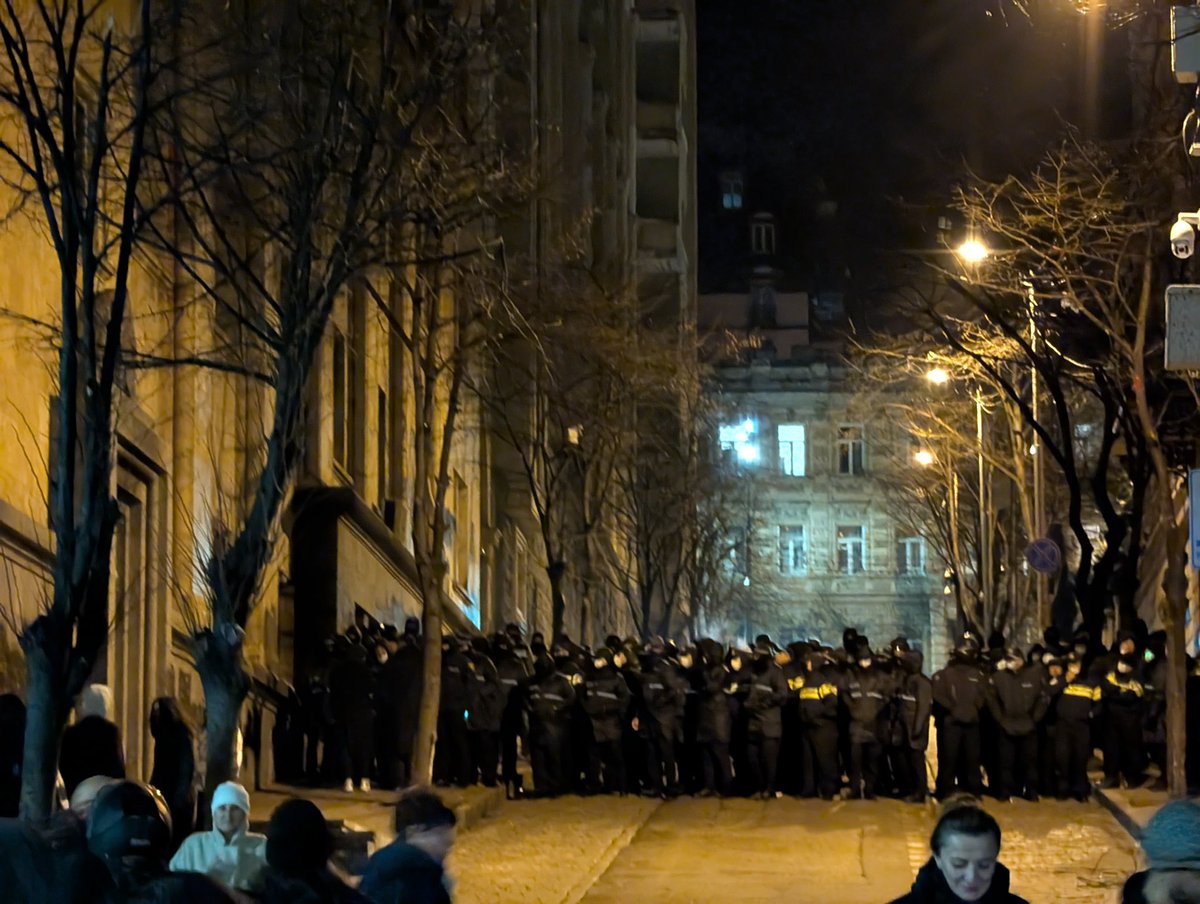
[777,424,806,477]
[720,171,743,210]
[837,524,866,575]
[778,526,807,576]
[719,418,760,466]
[837,425,866,475]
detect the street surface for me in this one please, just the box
[449,796,1137,904]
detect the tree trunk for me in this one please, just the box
[410,572,444,786]
[548,561,566,640]
[194,629,250,798]
[18,618,68,821]
[1162,523,1189,797]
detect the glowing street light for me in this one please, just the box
[925,367,950,385]
[913,449,935,467]
[957,239,989,264]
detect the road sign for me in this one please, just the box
[1025,537,1061,575]
[1165,285,1200,370]
[1190,470,1200,566]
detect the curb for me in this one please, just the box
[1093,785,1143,842]
[453,785,505,832]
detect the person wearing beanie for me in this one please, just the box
[1100,652,1148,790]
[1121,799,1200,903]
[60,684,126,800]
[169,780,266,893]
[260,798,367,904]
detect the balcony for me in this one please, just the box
[637,219,682,274]
[636,101,678,139]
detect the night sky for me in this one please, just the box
[697,1,1131,305]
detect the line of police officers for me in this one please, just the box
[296,618,1198,801]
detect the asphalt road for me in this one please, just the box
[449,795,1138,904]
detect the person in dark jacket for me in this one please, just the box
[148,696,195,855]
[465,645,504,788]
[582,647,632,794]
[896,650,933,802]
[985,649,1049,801]
[432,637,471,788]
[744,641,789,799]
[892,801,1028,903]
[260,798,368,904]
[0,693,25,818]
[844,639,893,799]
[798,648,841,800]
[329,639,377,792]
[932,639,987,799]
[1050,654,1098,801]
[360,788,455,904]
[637,645,687,797]
[492,634,529,798]
[526,656,577,797]
[60,684,125,801]
[693,639,733,797]
[384,632,424,790]
[1100,652,1148,789]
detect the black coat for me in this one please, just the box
[527,671,576,736]
[382,643,424,751]
[329,653,375,727]
[932,659,987,724]
[0,695,24,818]
[798,665,840,727]
[439,649,471,715]
[844,666,895,742]
[1052,678,1099,723]
[60,715,126,798]
[360,840,451,904]
[466,655,505,733]
[892,859,1028,904]
[896,653,933,750]
[695,665,734,744]
[582,666,632,743]
[986,668,1049,737]
[638,658,686,736]
[148,698,195,853]
[743,660,789,739]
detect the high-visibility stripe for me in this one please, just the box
[1064,684,1099,701]
[1105,673,1144,697]
[799,688,821,700]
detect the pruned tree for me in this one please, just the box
[146,0,493,795]
[0,0,166,820]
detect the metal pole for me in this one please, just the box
[977,390,991,633]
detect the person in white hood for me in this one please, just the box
[169,780,267,892]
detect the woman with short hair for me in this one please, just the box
[892,800,1028,903]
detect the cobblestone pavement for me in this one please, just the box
[450,795,1137,904]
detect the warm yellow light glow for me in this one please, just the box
[957,239,989,264]
[914,450,935,467]
[925,367,950,385]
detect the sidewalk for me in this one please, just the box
[248,782,505,854]
[1092,779,1169,843]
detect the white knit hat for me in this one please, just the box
[210,781,251,817]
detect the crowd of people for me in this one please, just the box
[293,617,1200,804]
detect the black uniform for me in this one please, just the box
[494,645,530,794]
[1052,674,1098,800]
[1101,663,1147,787]
[986,662,1049,800]
[433,642,472,787]
[527,665,577,796]
[582,660,632,793]
[843,661,894,799]
[638,655,687,795]
[931,652,987,798]
[466,653,505,787]
[744,653,789,797]
[694,640,734,795]
[798,657,841,799]
[895,651,933,801]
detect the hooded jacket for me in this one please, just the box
[465,654,505,733]
[986,665,1049,737]
[527,668,576,734]
[844,663,894,742]
[637,656,686,736]
[148,697,196,853]
[896,651,933,749]
[743,656,789,738]
[168,824,267,892]
[582,664,632,743]
[932,656,987,724]
[891,858,1028,904]
[359,840,451,904]
[60,686,126,799]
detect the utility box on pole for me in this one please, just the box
[1165,285,1200,370]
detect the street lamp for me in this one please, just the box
[925,367,950,386]
[913,449,935,467]
[957,239,989,265]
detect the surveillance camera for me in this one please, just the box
[1172,217,1195,259]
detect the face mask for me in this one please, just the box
[1008,660,1022,672]
[995,660,1008,671]
[858,659,872,669]
[679,655,693,669]
[614,653,626,668]
[593,659,607,670]
[1042,654,1054,665]
[1118,663,1133,674]
[730,658,742,672]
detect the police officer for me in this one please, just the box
[694,639,734,797]
[433,636,472,787]
[843,638,892,799]
[744,641,789,799]
[932,634,987,799]
[581,647,632,794]
[986,648,1048,801]
[1051,653,1099,801]
[465,640,504,787]
[1100,651,1147,789]
[798,647,841,800]
[526,655,577,797]
[896,649,932,802]
[493,633,530,798]
[778,642,808,795]
[637,642,687,797]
